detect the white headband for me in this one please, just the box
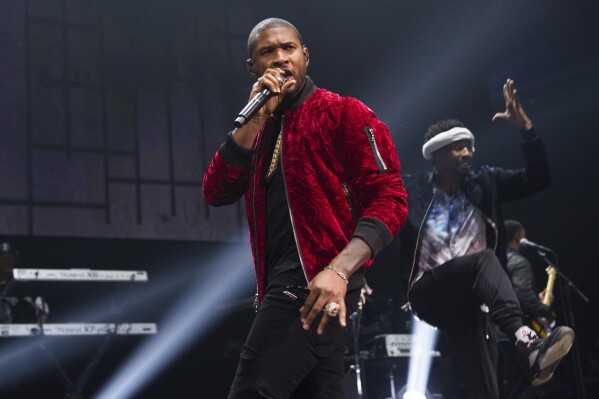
[422,127,475,160]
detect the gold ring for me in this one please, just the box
[324,302,340,317]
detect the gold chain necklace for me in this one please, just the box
[265,129,282,181]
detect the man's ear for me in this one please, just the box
[303,46,310,63]
[246,59,256,76]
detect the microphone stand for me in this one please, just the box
[349,300,365,399]
[536,249,589,399]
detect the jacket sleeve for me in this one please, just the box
[493,129,551,202]
[507,253,554,318]
[202,132,253,206]
[337,98,408,257]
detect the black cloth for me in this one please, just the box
[410,250,522,333]
[0,297,38,323]
[228,273,360,399]
[410,250,521,399]
[264,116,303,287]
[506,249,553,319]
[0,282,39,323]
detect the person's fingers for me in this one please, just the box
[300,291,318,320]
[259,72,282,93]
[303,299,326,330]
[503,81,510,105]
[338,300,347,328]
[507,82,516,104]
[492,111,508,122]
[300,288,323,328]
[280,80,296,96]
[513,89,521,108]
[317,313,329,335]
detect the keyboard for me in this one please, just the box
[12,268,149,282]
[0,323,157,337]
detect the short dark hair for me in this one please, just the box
[247,18,303,58]
[504,219,524,244]
[423,119,465,144]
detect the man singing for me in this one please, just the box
[202,18,407,398]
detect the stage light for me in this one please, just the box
[92,244,255,399]
[0,252,214,384]
[402,315,439,399]
[0,242,255,398]
[398,386,428,399]
[403,391,426,399]
[353,3,510,130]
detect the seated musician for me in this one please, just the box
[0,242,49,324]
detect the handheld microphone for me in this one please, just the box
[234,87,273,128]
[519,238,552,252]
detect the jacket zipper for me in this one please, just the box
[448,208,498,253]
[364,126,387,172]
[403,188,436,311]
[342,182,358,225]
[280,116,310,284]
[481,212,499,252]
[251,126,267,311]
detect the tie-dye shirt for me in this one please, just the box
[416,187,487,279]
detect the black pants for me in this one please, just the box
[410,249,523,399]
[228,284,360,399]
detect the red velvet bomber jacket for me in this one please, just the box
[202,84,408,303]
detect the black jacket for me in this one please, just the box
[506,249,554,319]
[398,130,550,303]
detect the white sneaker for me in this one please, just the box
[515,325,574,386]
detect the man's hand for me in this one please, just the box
[299,238,372,335]
[231,68,295,149]
[252,68,295,117]
[300,269,348,335]
[492,78,534,131]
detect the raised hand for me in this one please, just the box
[492,79,533,131]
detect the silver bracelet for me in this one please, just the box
[325,265,349,285]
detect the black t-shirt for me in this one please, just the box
[261,78,365,307]
[263,115,304,293]
[262,80,318,293]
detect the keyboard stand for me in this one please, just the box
[2,268,155,398]
[65,331,115,399]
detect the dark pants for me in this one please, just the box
[410,249,523,399]
[228,285,359,399]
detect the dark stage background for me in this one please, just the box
[1,1,598,398]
